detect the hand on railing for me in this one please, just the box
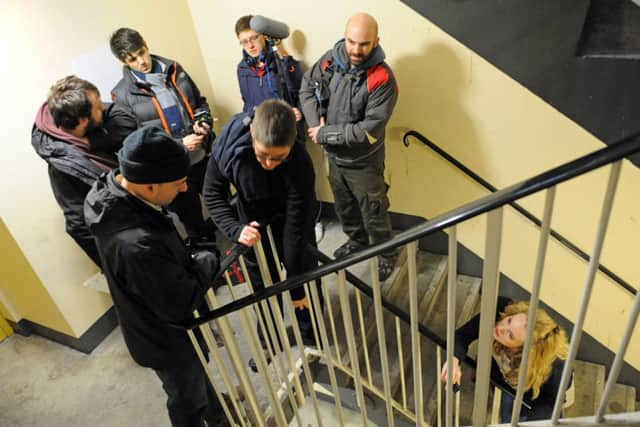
[238,221,261,247]
[440,356,462,386]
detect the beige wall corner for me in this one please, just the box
[0,0,212,338]
[0,217,73,335]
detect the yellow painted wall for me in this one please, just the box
[0,0,213,337]
[0,218,72,335]
[189,0,639,368]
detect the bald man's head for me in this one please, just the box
[344,13,380,65]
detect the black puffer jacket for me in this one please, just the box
[84,170,218,368]
[31,103,136,266]
[111,54,210,133]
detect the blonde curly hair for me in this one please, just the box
[493,301,568,399]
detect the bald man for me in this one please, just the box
[300,13,399,281]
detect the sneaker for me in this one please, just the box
[378,255,396,281]
[333,239,365,259]
[314,221,325,243]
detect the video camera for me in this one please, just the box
[194,110,213,130]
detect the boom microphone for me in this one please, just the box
[250,15,290,40]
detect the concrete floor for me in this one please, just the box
[0,221,359,427]
[0,327,170,427]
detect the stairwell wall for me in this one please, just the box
[0,0,214,341]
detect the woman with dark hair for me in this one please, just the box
[440,297,570,422]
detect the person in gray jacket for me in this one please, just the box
[299,12,399,280]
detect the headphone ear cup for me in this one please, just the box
[245,54,257,67]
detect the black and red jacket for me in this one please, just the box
[111,54,210,136]
[300,39,398,166]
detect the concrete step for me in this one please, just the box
[396,271,482,422]
[337,252,446,396]
[605,383,637,414]
[421,274,482,426]
[564,360,605,417]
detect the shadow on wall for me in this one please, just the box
[290,29,308,60]
[289,29,311,81]
[389,41,481,188]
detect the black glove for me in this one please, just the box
[191,250,220,285]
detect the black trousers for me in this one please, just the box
[154,353,226,427]
[243,218,322,347]
[170,157,216,239]
[500,391,555,423]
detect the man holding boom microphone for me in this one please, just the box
[235,15,326,241]
[234,15,303,124]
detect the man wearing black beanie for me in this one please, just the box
[84,125,227,427]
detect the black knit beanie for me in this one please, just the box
[118,126,190,184]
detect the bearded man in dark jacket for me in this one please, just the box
[203,99,318,348]
[300,13,399,281]
[84,126,226,427]
[31,75,136,267]
[109,27,216,244]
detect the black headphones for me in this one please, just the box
[244,41,272,67]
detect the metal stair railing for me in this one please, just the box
[402,129,637,298]
[175,132,640,427]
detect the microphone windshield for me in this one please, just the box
[250,15,290,40]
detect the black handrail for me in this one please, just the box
[181,131,640,331]
[403,129,637,297]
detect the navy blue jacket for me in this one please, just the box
[203,113,316,281]
[237,45,303,114]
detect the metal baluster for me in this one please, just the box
[437,346,442,427]
[337,269,369,426]
[455,390,460,427]
[397,317,408,410]
[511,187,556,425]
[491,387,502,424]
[446,226,458,427]
[186,328,238,426]
[407,241,423,426]
[241,304,288,426]
[237,256,286,395]
[265,227,324,425]
[310,277,347,426]
[324,278,342,362]
[595,289,640,421]
[304,283,321,348]
[370,256,395,427]
[551,161,622,423]
[195,304,249,427]
[253,240,304,424]
[472,207,504,427]
[355,289,372,384]
[201,290,266,426]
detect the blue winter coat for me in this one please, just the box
[237,45,303,113]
